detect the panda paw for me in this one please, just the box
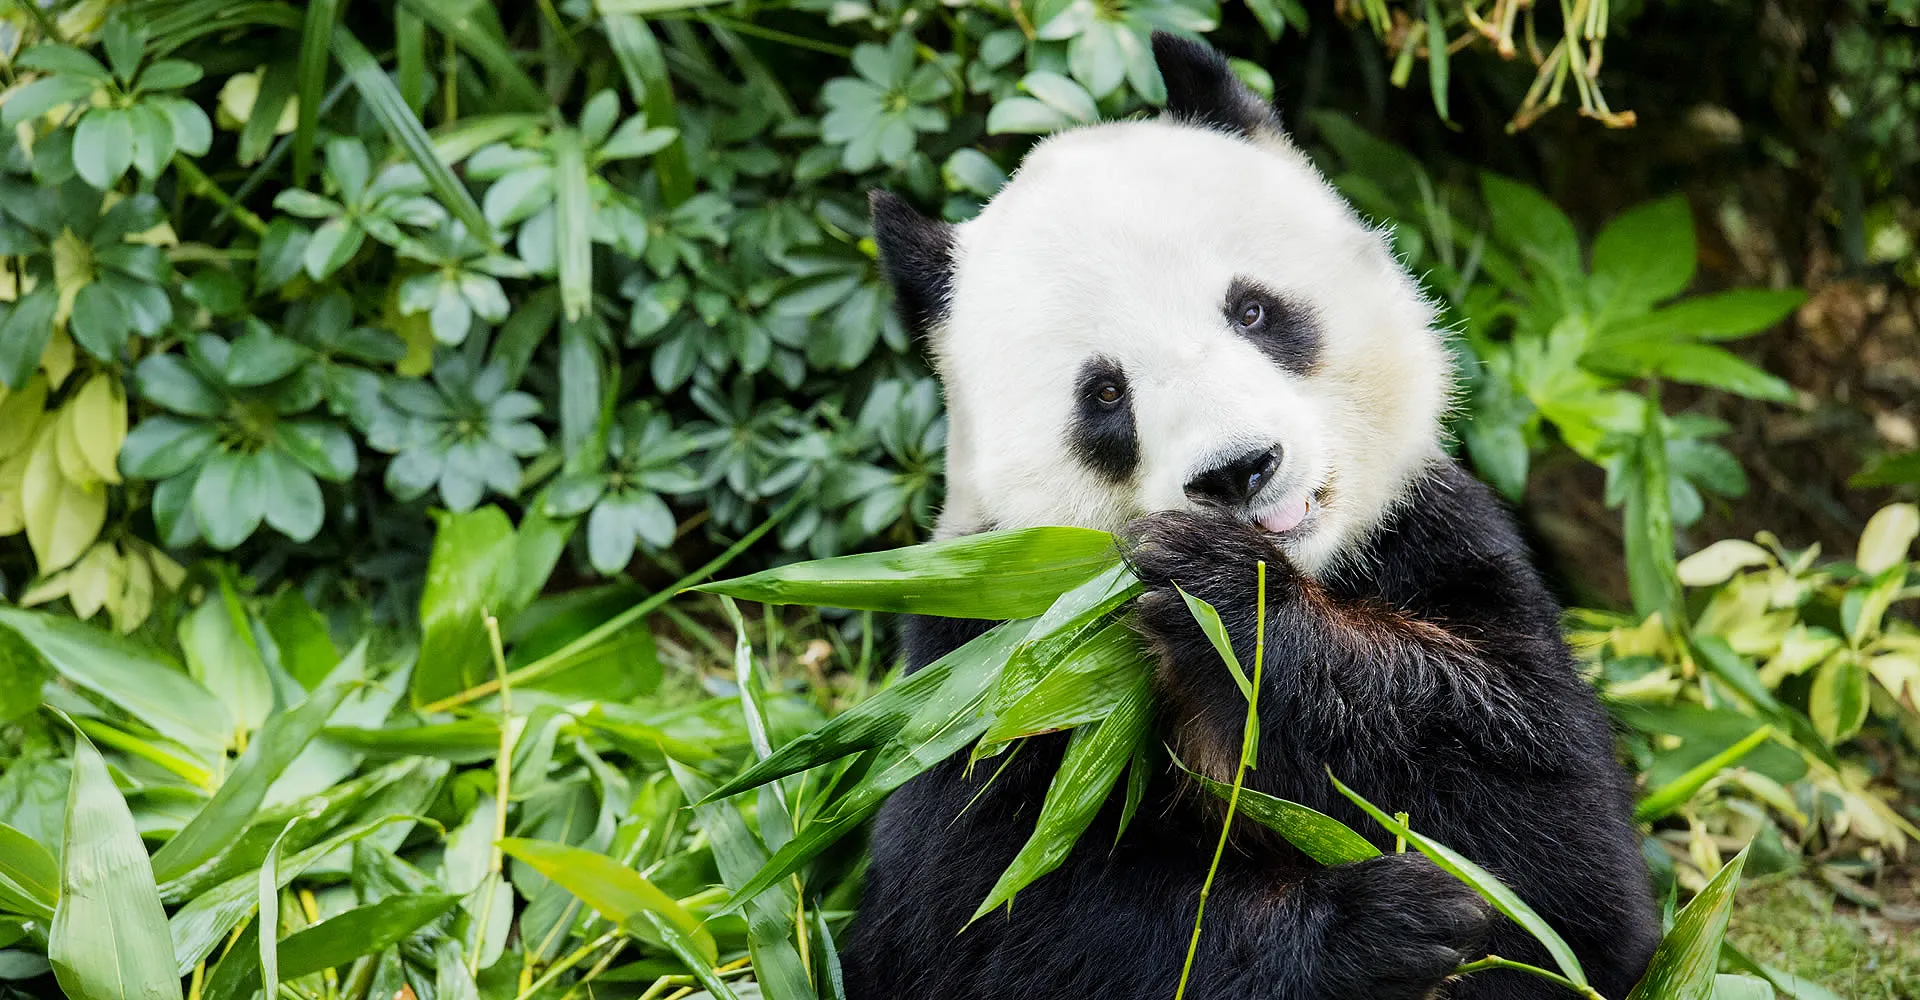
[1123,508,1291,654]
[1314,852,1496,998]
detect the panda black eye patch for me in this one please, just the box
[1069,356,1138,483]
[1223,276,1320,375]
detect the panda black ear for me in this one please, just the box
[1151,31,1280,138]
[869,190,956,336]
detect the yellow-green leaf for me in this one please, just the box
[22,425,105,573]
[1857,503,1918,576]
[498,837,717,964]
[1676,539,1773,588]
[69,373,126,485]
[1808,653,1870,744]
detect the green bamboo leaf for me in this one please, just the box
[498,837,718,963]
[1712,975,1776,1000]
[258,821,295,1000]
[169,807,431,974]
[553,126,593,322]
[1626,846,1751,1000]
[332,25,494,247]
[971,674,1151,921]
[670,762,813,1000]
[48,726,182,1000]
[1175,586,1251,698]
[0,607,228,763]
[702,619,1035,803]
[697,526,1119,618]
[292,0,341,186]
[1635,726,1774,822]
[149,644,365,885]
[176,581,274,736]
[1172,757,1380,866]
[196,893,461,998]
[1424,0,1449,121]
[976,617,1149,756]
[636,909,742,1000]
[987,562,1142,718]
[394,0,547,110]
[1330,772,1588,988]
[1625,387,1682,624]
[600,14,699,206]
[0,821,57,919]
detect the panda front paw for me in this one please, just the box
[1123,508,1291,656]
[1315,852,1495,999]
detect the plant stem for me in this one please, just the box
[1453,955,1608,999]
[1174,561,1267,1000]
[470,612,515,974]
[420,491,803,713]
[170,155,269,236]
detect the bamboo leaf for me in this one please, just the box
[257,821,295,1000]
[395,0,547,109]
[48,726,182,1000]
[1173,757,1380,866]
[976,617,1149,756]
[1330,772,1588,988]
[149,644,366,885]
[1627,846,1751,1000]
[498,837,718,963]
[970,673,1151,921]
[331,25,494,247]
[1635,726,1774,823]
[0,607,228,762]
[553,126,593,322]
[697,526,1120,618]
[0,821,58,919]
[602,14,693,205]
[702,619,1035,802]
[292,0,342,186]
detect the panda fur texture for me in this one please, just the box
[844,33,1661,1000]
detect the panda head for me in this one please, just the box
[872,34,1452,576]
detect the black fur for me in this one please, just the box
[1152,31,1281,137]
[870,190,956,334]
[1225,276,1321,375]
[843,459,1660,1000]
[1070,356,1140,482]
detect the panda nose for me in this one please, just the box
[1185,446,1283,506]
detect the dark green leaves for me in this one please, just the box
[1626,847,1750,1000]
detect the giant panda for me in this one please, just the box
[843,33,1660,1000]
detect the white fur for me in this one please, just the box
[928,118,1453,575]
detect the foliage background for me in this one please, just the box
[0,0,1917,996]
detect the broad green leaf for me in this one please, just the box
[0,607,227,762]
[176,585,274,736]
[498,838,718,963]
[976,617,1149,756]
[987,96,1073,135]
[0,624,51,726]
[1808,653,1869,745]
[1480,172,1580,283]
[411,505,518,704]
[697,526,1120,619]
[332,26,493,247]
[1635,726,1774,823]
[200,893,460,997]
[149,645,364,885]
[1712,975,1776,1000]
[1626,846,1750,1000]
[971,674,1151,921]
[48,728,181,1000]
[1625,394,1682,624]
[1856,502,1918,576]
[1601,289,1807,344]
[1597,341,1794,403]
[1592,195,1696,313]
[73,107,135,190]
[1020,71,1097,122]
[1331,772,1587,988]
[703,619,1036,802]
[1173,758,1380,866]
[0,820,58,919]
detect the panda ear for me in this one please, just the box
[870,190,956,336]
[1151,31,1280,138]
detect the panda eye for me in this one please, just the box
[1094,382,1123,405]
[1236,299,1265,328]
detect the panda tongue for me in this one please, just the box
[1258,496,1310,535]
